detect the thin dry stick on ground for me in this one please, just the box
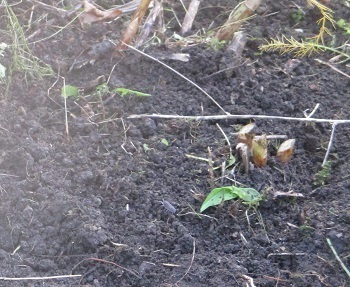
[128,111,350,166]
[117,41,228,114]
[0,275,81,281]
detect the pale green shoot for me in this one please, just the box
[113,87,152,97]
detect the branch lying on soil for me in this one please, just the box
[0,275,81,281]
[326,238,350,279]
[128,113,350,124]
[71,257,140,278]
[315,59,350,79]
[128,113,350,166]
[118,41,228,114]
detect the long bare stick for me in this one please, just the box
[0,274,81,281]
[315,59,350,79]
[71,257,140,278]
[118,41,227,114]
[128,113,350,124]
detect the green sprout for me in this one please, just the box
[160,138,169,146]
[313,161,331,186]
[291,9,305,23]
[337,19,350,34]
[200,185,262,213]
[61,85,79,99]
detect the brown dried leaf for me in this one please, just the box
[79,0,123,25]
[237,122,255,148]
[116,0,152,51]
[276,139,295,163]
[252,134,267,167]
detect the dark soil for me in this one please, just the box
[0,0,349,286]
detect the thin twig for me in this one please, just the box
[304,103,320,118]
[322,123,337,167]
[0,173,19,177]
[326,238,350,279]
[128,113,350,124]
[216,123,232,155]
[115,41,228,114]
[175,238,196,284]
[71,257,140,278]
[315,59,350,79]
[0,274,81,281]
[62,77,69,136]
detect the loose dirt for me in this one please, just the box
[0,0,349,286]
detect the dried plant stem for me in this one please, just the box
[0,275,81,281]
[326,238,350,279]
[128,113,350,124]
[135,0,163,47]
[62,77,69,136]
[180,0,200,35]
[322,123,337,167]
[215,0,260,41]
[118,41,227,114]
[72,257,140,278]
[315,59,350,79]
[116,0,151,50]
[129,112,350,165]
[175,238,196,284]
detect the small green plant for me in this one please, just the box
[160,138,169,146]
[96,82,110,95]
[208,37,226,51]
[200,185,262,213]
[313,161,331,186]
[61,85,79,99]
[113,87,152,97]
[291,9,305,23]
[337,19,350,34]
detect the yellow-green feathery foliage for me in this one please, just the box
[259,0,349,60]
[306,0,335,44]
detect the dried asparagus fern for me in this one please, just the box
[259,0,349,63]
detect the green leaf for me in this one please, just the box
[143,143,150,152]
[113,87,151,97]
[161,138,169,146]
[200,187,238,212]
[200,186,262,213]
[232,187,262,204]
[61,85,79,99]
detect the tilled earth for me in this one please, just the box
[0,0,349,286]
